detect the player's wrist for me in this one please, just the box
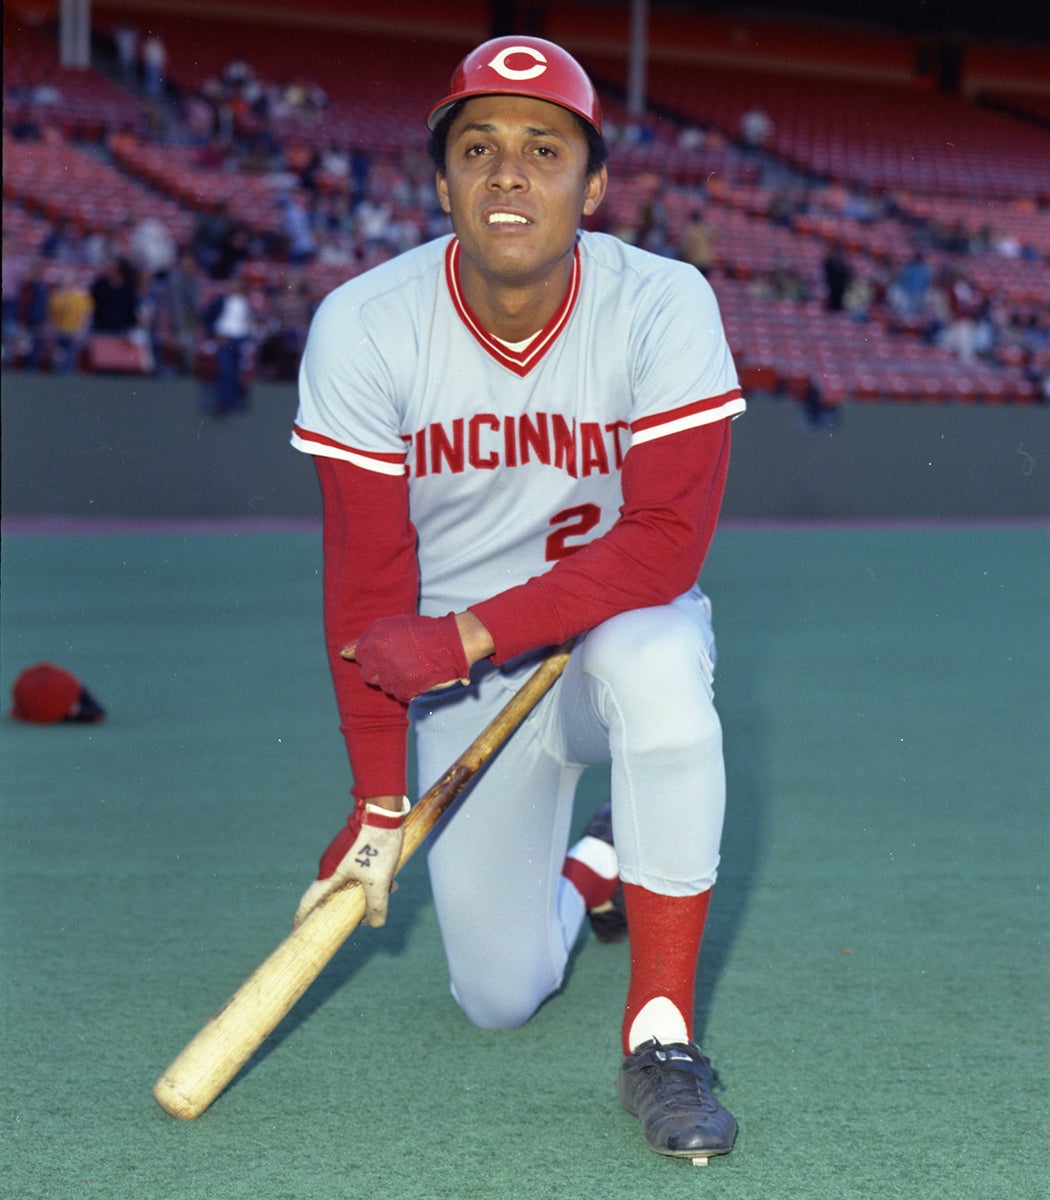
[457,609,496,666]
[362,794,408,814]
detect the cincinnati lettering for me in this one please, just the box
[404,413,630,479]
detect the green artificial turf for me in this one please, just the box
[2,524,1047,1200]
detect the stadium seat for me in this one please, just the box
[86,335,154,374]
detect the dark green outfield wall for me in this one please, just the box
[2,373,1048,520]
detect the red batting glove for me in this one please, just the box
[295,796,410,928]
[345,613,471,702]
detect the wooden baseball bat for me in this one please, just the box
[152,644,572,1120]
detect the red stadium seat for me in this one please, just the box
[86,335,153,375]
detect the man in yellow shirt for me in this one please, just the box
[48,268,93,372]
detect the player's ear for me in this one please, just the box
[582,165,607,218]
[436,171,451,214]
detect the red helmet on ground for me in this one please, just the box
[427,36,603,135]
[10,662,105,724]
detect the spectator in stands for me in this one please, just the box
[182,92,217,144]
[679,208,719,276]
[313,191,353,238]
[677,124,707,151]
[768,185,808,228]
[141,33,167,101]
[39,218,83,264]
[298,146,325,193]
[354,194,393,251]
[130,217,177,282]
[889,251,932,318]
[48,268,94,373]
[349,146,372,207]
[314,227,354,269]
[113,23,138,88]
[192,201,232,276]
[14,258,50,369]
[386,206,424,257]
[1,233,27,358]
[8,103,43,141]
[222,224,256,280]
[222,58,254,90]
[202,273,254,415]
[258,274,312,382]
[746,256,808,304]
[81,224,113,270]
[191,201,251,280]
[621,117,657,145]
[843,270,876,320]
[423,200,453,243]
[1020,311,1049,357]
[90,256,139,334]
[278,192,318,265]
[770,255,807,302]
[107,217,139,267]
[822,243,853,312]
[152,250,203,375]
[933,220,970,255]
[638,196,671,257]
[841,189,879,224]
[319,142,351,187]
[994,231,1023,259]
[740,106,773,151]
[942,270,984,362]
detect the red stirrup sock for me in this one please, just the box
[561,831,619,911]
[621,884,712,1054]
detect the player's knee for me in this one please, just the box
[449,964,561,1030]
[585,602,709,681]
[583,605,720,752]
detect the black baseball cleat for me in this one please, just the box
[582,803,628,943]
[617,1039,737,1160]
[588,884,627,943]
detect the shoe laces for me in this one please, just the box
[639,1042,721,1113]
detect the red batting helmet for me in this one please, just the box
[427,36,603,135]
[10,662,105,724]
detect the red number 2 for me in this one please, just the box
[545,503,601,561]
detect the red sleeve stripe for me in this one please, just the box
[630,389,746,446]
[291,424,407,476]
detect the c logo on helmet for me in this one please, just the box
[488,45,548,81]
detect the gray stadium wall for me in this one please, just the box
[2,374,1047,521]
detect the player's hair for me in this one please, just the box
[427,99,609,178]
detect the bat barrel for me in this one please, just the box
[153,884,367,1118]
[153,644,571,1119]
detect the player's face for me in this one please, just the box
[436,95,606,298]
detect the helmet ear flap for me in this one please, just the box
[427,36,603,136]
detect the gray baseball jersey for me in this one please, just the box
[293,230,744,617]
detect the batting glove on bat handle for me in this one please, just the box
[343,613,471,702]
[294,796,410,929]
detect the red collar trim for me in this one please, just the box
[445,238,580,378]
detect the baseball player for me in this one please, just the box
[292,36,745,1161]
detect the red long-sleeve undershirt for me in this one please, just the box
[316,417,731,799]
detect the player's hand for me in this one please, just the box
[343,613,471,702]
[294,796,410,928]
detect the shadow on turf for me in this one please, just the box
[214,859,429,1101]
[693,642,770,1043]
[217,737,527,1104]
[216,766,594,1104]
